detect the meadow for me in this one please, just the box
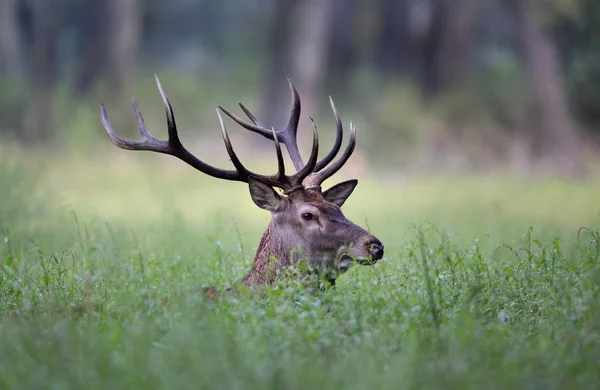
[1,145,599,389]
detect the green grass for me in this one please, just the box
[1,147,600,389]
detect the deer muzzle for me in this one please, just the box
[336,236,384,271]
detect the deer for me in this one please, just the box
[100,74,384,295]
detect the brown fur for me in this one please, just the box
[241,222,289,286]
[203,187,383,298]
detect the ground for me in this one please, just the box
[1,148,599,389]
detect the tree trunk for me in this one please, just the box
[437,0,476,89]
[325,0,361,90]
[26,0,61,143]
[418,0,476,95]
[512,0,582,173]
[418,0,446,96]
[288,0,337,119]
[260,0,336,130]
[74,1,109,95]
[260,0,299,127]
[106,0,142,96]
[376,0,411,76]
[0,0,25,137]
[0,0,24,81]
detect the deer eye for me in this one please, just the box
[301,212,314,221]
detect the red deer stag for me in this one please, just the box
[100,75,383,293]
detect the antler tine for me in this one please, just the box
[155,74,181,146]
[238,106,287,180]
[100,95,177,155]
[101,103,144,151]
[314,96,344,172]
[271,127,286,180]
[239,103,265,128]
[216,110,290,189]
[290,117,319,183]
[218,74,305,171]
[216,110,252,175]
[283,72,302,144]
[218,104,274,140]
[303,121,356,189]
[131,99,152,140]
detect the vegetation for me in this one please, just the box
[3,0,600,172]
[1,147,599,389]
[2,2,600,386]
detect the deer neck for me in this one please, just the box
[241,221,294,286]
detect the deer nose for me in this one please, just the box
[365,239,384,260]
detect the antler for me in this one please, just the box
[301,121,356,190]
[100,74,320,191]
[218,74,356,191]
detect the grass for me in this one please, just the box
[1,146,600,389]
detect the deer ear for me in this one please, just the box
[322,179,358,207]
[248,177,285,212]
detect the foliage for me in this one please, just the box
[2,0,599,162]
[550,0,600,129]
[1,151,600,388]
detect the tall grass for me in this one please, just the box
[1,149,599,389]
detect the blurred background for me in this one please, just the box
[1,0,599,176]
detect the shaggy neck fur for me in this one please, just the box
[241,221,292,286]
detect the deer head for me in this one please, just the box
[100,74,383,289]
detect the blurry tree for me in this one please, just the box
[418,0,477,95]
[418,0,444,95]
[26,0,64,143]
[510,0,582,171]
[106,0,142,96]
[326,0,361,88]
[437,0,477,89]
[551,0,600,129]
[352,0,382,76]
[260,0,336,127]
[0,0,24,81]
[73,1,108,96]
[0,0,596,171]
[260,0,298,126]
[0,0,25,137]
[289,0,337,118]
[375,0,411,76]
